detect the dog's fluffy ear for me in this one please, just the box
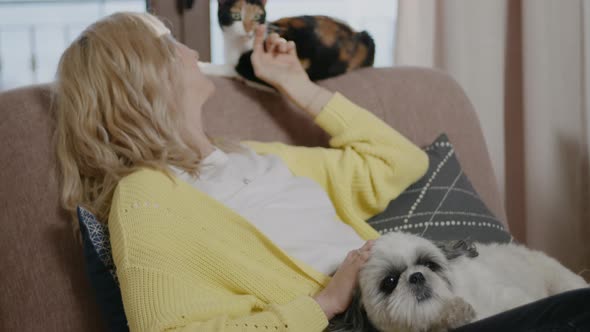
[435,239,479,260]
[327,289,379,332]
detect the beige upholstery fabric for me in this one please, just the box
[0,67,504,331]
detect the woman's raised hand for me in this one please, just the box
[250,24,333,117]
[250,24,309,90]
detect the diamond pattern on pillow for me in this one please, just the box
[367,134,513,244]
[78,206,119,283]
[77,206,128,332]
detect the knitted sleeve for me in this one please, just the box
[116,265,328,332]
[245,92,429,237]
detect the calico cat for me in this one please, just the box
[212,0,375,84]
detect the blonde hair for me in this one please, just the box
[54,12,204,237]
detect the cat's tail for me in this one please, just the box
[357,31,375,67]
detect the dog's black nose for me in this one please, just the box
[409,272,425,284]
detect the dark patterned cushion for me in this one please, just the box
[367,134,512,244]
[77,206,129,332]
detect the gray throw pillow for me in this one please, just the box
[367,134,512,244]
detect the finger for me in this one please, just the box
[287,41,296,55]
[253,24,266,54]
[350,249,369,261]
[265,33,280,51]
[348,252,368,268]
[278,40,289,53]
[273,37,287,53]
[360,240,373,251]
[279,38,289,53]
[346,250,360,261]
[267,41,281,54]
[360,251,370,261]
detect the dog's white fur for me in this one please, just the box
[358,232,588,332]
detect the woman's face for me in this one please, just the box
[170,35,215,113]
[148,15,215,113]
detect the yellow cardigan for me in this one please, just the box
[109,93,429,331]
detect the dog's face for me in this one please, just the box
[359,232,456,332]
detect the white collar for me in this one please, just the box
[169,147,229,180]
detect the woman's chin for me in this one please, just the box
[206,80,216,98]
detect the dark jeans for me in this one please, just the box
[452,288,590,332]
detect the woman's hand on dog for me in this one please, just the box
[314,240,374,320]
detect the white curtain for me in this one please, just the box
[396,0,590,279]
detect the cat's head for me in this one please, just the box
[218,0,266,38]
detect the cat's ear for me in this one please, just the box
[260,0,267,6]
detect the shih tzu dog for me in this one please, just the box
[329,232,588,332]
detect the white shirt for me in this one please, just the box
[172,145,365,275]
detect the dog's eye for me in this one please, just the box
[379,274,399,294]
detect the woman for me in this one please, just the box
[55,12,588,332]
[55,11,428,331]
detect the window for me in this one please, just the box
[0,0,398,91]
[210,0,398,67]
[0,0,146,91]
